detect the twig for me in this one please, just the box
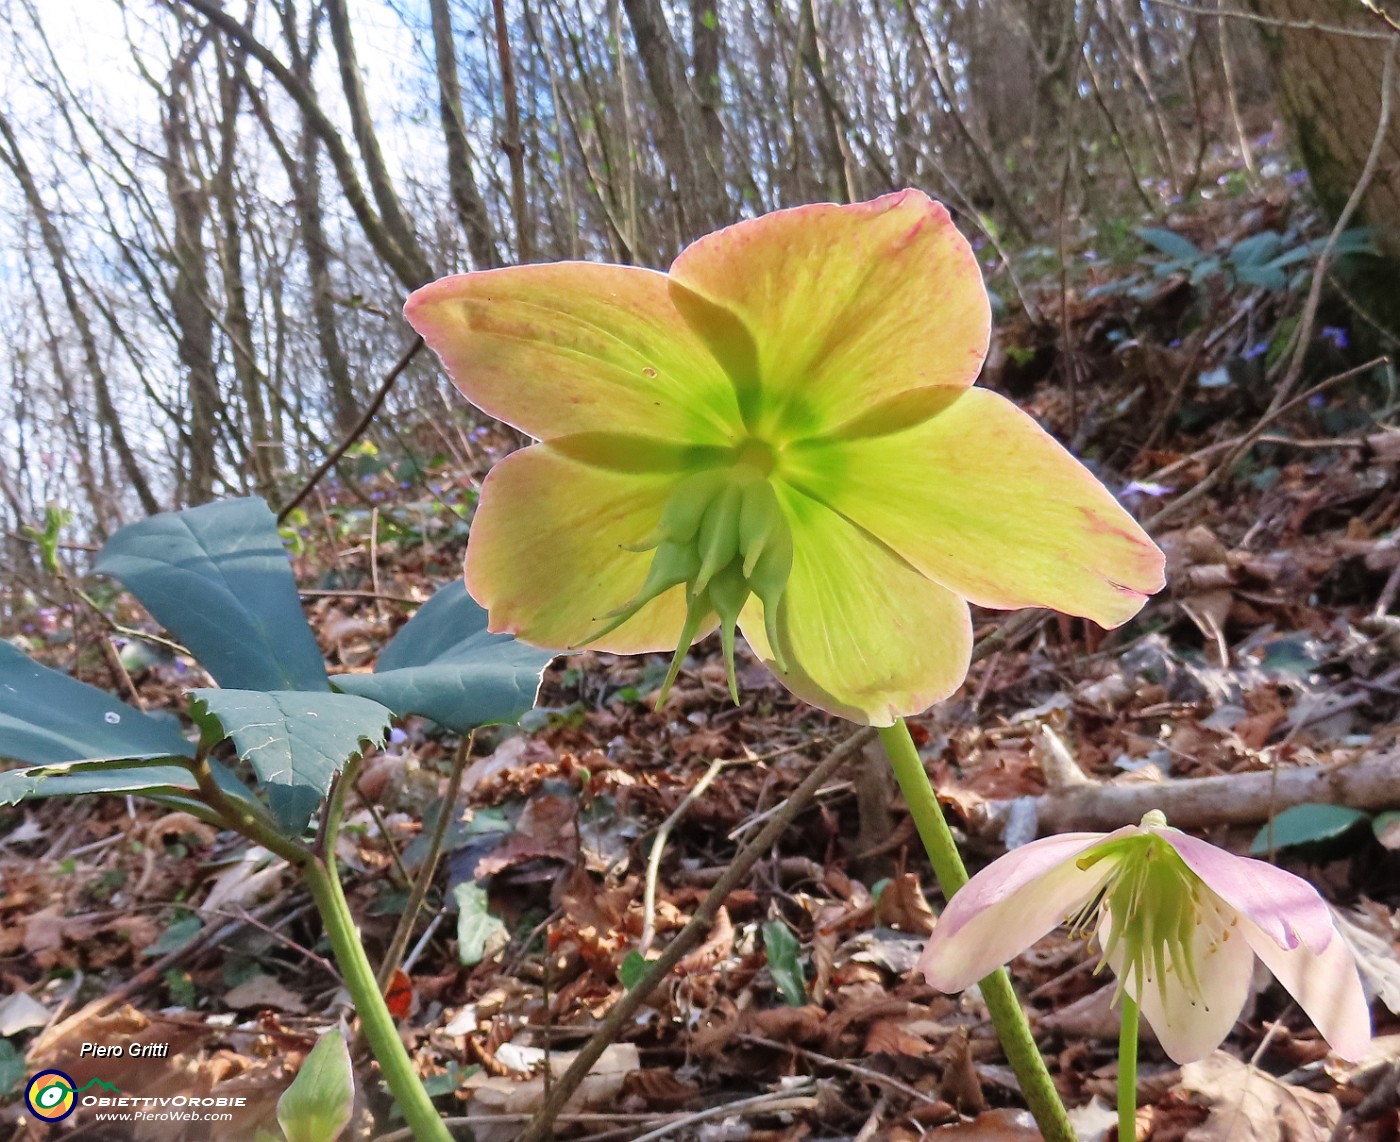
[639,755,728,956]
[516,726,877,1142]
[627,1083,818,1142]
[201,904,339,983]
[516,615,1031,1142]
[740,1034,945,1106]
[377,731,474,990]
[1142,0,1399,41]
[298,588,420,605]
[1269,41,1396,409]
[1147,358,1388,526]
[31,899,284,1055]
[277,336,425,524]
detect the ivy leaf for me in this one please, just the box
[95,498,328,692]
[332,580,552,733]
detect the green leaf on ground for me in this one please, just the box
[0,640,193,766]
[1250,803,1370,854]
[619,950,649,990]
[762,920,807,1006]
[332,580,552,732]
[95,497,328,692]
[143,915,204,959]
[1138,226,1202,262]
[454,882,507,968]
[278,1029,354,1142]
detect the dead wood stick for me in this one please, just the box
[515,725,877,1142]
[966,751,1400,838]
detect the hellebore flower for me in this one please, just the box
[920,811,1372,1063]
[405,190,1164,724]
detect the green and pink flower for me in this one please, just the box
[406,190,1164,724]
[920,811,1371,1063]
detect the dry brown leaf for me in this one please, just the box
[930,1108,1040,1137]
[875,873,937,936]
[937,1028,986,1115]
[1178,1051,1340,1141]
[677,905,734,975]
[623,1067,701,1110]
[864,1017,934,1058]
[224,974,310,1014]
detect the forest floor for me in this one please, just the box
[2,152,1400,1142]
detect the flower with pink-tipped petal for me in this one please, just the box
[920,811,1371,1063]
[404,191,1164,725]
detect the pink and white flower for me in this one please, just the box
[920,811,1371,1063]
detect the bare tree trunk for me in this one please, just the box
[0,110,161,516]
[162,35,222,505]
[176,0,431,288]
[322,0,434,284]
[620,0,723,235]
[427,0,502,268]
[493,0,534,260]
[1254,1,1400,258]
[690,0,724,175]
[215,40,278,499]
[276,2,361,440]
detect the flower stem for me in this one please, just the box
[303,855,452,1142]
[878,719,1075,1142]
[1118,995,1140,1142]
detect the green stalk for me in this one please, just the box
[878,718,1074,1142]
[304,855,453,1142]
[1118,995,1140,1142]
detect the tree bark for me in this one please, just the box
[427,0,502,268]
[1254,1,1400,258]
[162,35,223,506]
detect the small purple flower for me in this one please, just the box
[1243,341,1269,361]
[1287,170,1309,187]
[1320,325,1349,350]
[1122,480,1173,498]
[1308,393,1327,409]
[920,811,1370,1064]
[389,726,409,746]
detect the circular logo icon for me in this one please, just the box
[25,1070,77,1122]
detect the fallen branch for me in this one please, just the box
[966,750,1400,838]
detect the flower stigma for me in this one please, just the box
[1072,811,1218,1012]
[581,438,794,706]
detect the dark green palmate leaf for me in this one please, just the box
[332,580,553,732]
[0,640,193,765]
[0,641,261,810]
[0,758,198,807]
[95,497,328,692]
[188,689,391,831]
